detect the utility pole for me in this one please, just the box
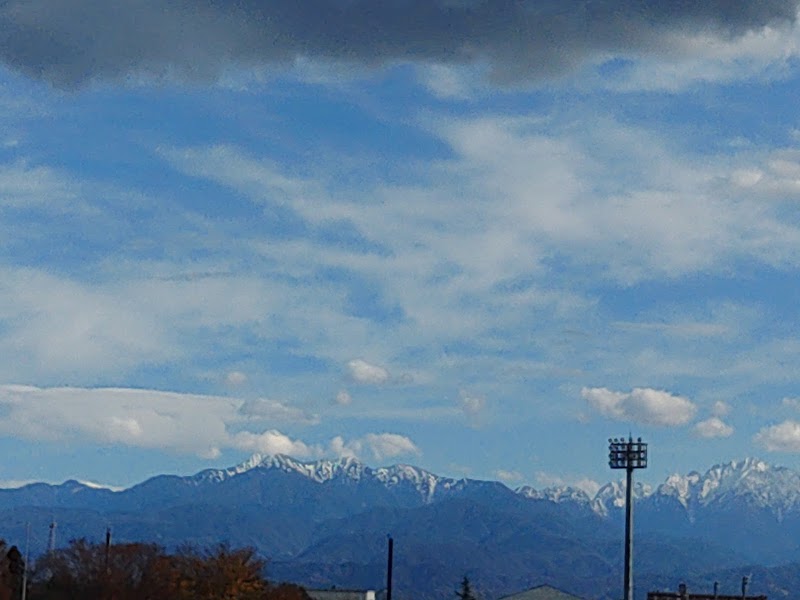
[21,522,30,600]
[105,527,112,573]
[48,519,57,553]
[105,527,112,600]
[609,436,648,600]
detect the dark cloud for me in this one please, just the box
[0,0,797,87]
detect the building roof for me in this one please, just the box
[306,589,380,600]
[498,584,585,600]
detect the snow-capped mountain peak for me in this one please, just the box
[191,454,450,503]
[191,454,800,520]
[515,485,592,504]
[591,480,653,516]
[652,457,800,512]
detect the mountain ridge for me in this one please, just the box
[6,454,800,518]
[180,453,800,518]
[0,453,798,600]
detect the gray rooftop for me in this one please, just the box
[498,585,585,600]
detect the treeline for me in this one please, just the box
[0,537,311,600]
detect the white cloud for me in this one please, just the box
[0,384,423,466]
[0,268,172,378]
[146,126,800,407]
[598,22,800,93]
[0,385,314,457]
[0,479,43,489]
[238,398,319,425]
[226,371,248,386]
[613,320,731,337]
[363,433,421,460]
[417,64,480,100]
[231,430,318,458]
[582,386,697,426]
[494,469,523,483]
[782,397,800,410]
[335,390,352,406]
[347,359,390,385]
[459,391,485,416]
[755,420,800,452]
[711,400,731,417]
[0,265,280,381]
[159,145,311,206]
[693,417,734,439]
[329,432,420,461]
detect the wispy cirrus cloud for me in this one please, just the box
[237,398,319,425]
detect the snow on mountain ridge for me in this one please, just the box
[591,480,653,516]
[516,485,592,504]
[654,457,800,513]
[191,454,800,517]
[193,454,452,502]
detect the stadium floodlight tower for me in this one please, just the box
[609,436,648,600]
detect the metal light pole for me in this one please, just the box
[386,535,394,600]
[609,436,648,600]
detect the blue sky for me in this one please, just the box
[3,1,800,493]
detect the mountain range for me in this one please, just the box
[2,455,800,600]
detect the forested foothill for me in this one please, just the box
[0,537,311,600]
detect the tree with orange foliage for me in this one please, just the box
[27,538,308,600]
[167,543,268,600]
[29,538,168,600]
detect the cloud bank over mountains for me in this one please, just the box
[0,0,797,86]
[0,385,418,464]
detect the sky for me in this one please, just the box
[3,1,800,493]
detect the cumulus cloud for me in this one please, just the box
[0,1,796,87]
[693,417,734,438]
[231,430,318,458]
[755,420,800,452]
[329,432,420,461]
[335,390,352,406]
[347,359,390,385]
[494,469,523,483]
[459,391,486,417]
[711,400,731,417]
[582,386,697,426]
